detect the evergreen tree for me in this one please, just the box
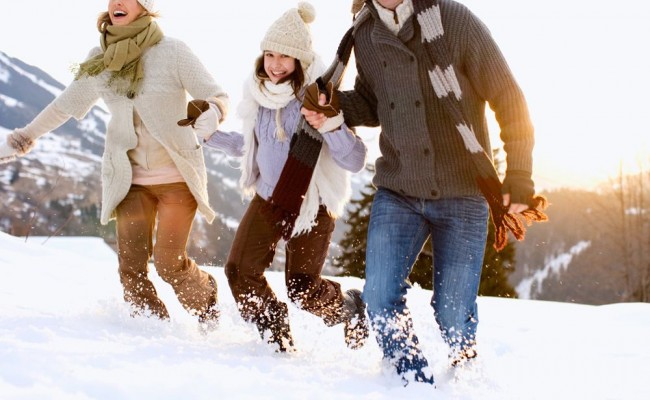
[479,221,517,297]
[336,182,374,279]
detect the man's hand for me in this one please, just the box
[502,194,529,214]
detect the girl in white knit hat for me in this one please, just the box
[201,2,369,352]
[0,0,228,329]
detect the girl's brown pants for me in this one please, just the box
[225,195,345,330]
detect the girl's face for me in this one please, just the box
[108,0,146,26]
[263,51,296,84]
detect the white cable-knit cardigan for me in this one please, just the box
[53,37,228,224]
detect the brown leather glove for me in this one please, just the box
[303,80,340,118]
[177,99,210,128]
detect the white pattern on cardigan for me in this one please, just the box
[428,64,462,100]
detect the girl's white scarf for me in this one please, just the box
[245,76,295,141]
[237,58,351,236]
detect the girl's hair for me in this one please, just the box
[96,10,160,32]
[254,53,305,97]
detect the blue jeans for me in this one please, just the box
[363,188,488,377]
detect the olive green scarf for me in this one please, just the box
[76,16,163,98]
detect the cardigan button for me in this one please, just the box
[415,100,421,107]
[431,190,439,197]
[390,102,395,110]
[424,148,430,156]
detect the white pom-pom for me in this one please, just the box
[298,2,316,24]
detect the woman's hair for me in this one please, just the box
[96,10,160,32]
[254,53,305,97]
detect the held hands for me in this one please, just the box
[193,103,220,140]
[301,95,327,129]
[301,80,344,134]
[177,99,221,141]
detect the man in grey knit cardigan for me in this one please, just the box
[306,0,539,385]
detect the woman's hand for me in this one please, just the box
[301,92,328,130]
[0,139,17,163]
[193,103,220,140]
[301,91,344,133]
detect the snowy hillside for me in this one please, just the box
[0,232,648,400]
[0,51,108,157]
[0,50,110,241]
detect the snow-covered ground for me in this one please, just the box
[0,232,648,400]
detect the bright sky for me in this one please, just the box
[1,0,649,191]
[1,232,649,399]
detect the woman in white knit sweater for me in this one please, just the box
[0,0,228,328]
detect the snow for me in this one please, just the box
[0,231,648,400]
[0,66,9,84]
[0,93,22,108]
[0,52,63,97]
[516,240,591,299]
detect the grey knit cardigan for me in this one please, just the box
[339,0,534,200]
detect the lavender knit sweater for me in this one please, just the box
[204,98,367,201]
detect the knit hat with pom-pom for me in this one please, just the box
[137,0,155,13]
[260,2,316,68]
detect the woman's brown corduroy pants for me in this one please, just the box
[115,183,216,319]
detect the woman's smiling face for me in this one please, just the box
[108,0,146,26]
[263,51,297,84]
